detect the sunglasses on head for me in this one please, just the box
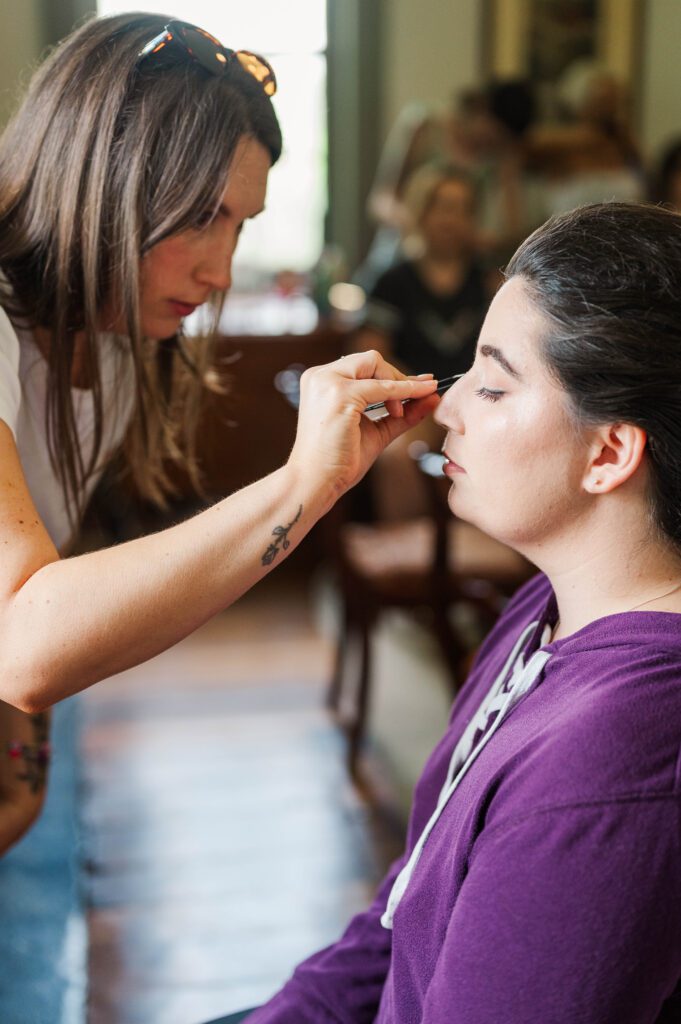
[137,19,277,97]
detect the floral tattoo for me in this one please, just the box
[262,505,303,566]
[7,713,51,793]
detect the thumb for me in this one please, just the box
[374,392,441,446]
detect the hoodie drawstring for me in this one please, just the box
[381,620,552,930]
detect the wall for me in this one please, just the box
[379,0,681,168]
[381,0,481,141]
[2,1,681,249]
[0,0,45,127]
[640,0,681,161]
[0,0,94,129]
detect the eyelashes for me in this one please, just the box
[475,387,504,403]
[193,210,216,230]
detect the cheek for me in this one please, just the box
[471,409,586,539]
[141,239,194,292]
[485,408,579,492]
[453,393,576,488]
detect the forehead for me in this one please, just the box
[480,277,549,373]
[220,136,270,215]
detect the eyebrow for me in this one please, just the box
[218,203,265,219]
[480,343,522,380]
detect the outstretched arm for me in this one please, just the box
[0,351,439,712]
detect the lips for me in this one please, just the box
[168,300,200,318]
[442,451,465,475]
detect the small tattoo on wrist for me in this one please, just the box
[262,505,303,566]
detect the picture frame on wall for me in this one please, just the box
[482,0,644,124]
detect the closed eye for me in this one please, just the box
[475,387,504,403]
[193,208,217,230]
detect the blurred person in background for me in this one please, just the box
[358,79,540,290]
[529,60,644,216]
[358,165,490,381]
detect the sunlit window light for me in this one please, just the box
[97,1,328,283]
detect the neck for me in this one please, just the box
[523,493,681,640]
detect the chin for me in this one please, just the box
[447,488,473,523]
[449,491,495,536]
[140,318,181,340]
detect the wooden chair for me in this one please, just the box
[326,448,533,777]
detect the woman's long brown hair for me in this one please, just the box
[0,12,282,524]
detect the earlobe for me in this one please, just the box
[583,423,647,494]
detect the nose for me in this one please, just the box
[196,252,233,293]
[195,234,237,293]
[434,372,466,432]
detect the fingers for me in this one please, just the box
[384,398,404,419]
[333,349,404,382]
[331,350,434,386]
[354,376,438,408]
[299,352,440,444]
[402,390,441,424]
[371,392,442,446]
[301,356,437,412]
[370,370,436,420]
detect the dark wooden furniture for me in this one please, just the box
[192,326,346,499]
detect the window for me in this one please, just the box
[98,1,328,283]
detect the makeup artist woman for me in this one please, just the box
[0,13,439,853]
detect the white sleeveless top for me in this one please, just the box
[0,305,135,551]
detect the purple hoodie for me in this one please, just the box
[249,574,681,1023]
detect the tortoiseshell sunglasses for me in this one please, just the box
[138,19,277,97]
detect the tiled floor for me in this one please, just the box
[81,568,403,1024]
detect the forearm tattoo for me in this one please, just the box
[262,505,303,566]
[7,713,50,793]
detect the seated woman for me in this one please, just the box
[229,202,681,1022]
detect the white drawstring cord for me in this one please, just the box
[381,622,551,930]
[438,622,538,799]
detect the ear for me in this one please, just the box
[583,423,648,495]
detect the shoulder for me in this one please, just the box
[572,634,681,767]
[499,632,681,820]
